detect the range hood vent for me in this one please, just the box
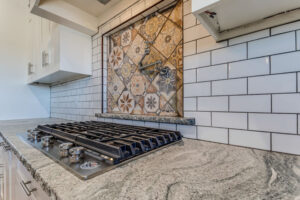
[97,0,110,5]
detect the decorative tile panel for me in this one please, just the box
[107,1,183,117]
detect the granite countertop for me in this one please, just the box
[0,118,300,200]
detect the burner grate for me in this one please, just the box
[35,121,182,164]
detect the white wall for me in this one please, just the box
[0,0,50,120]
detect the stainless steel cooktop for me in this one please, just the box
[19,121,182,180]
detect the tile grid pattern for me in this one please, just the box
[51,0,300,155]
[182,0,300,155]
[107,2,183,117]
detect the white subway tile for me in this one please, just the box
[197,64,227,82]
[184,52,210,70]
[248,73,296,94]
[184,69,196,83]
[177,125,197,139]
[271,52,300,74]
[184,13,196,29]
[184,97,197,111]
[273,94,300,113]
[248,32,295,58]
[197,126,228,144]
[183,0,191,15]
[145,122,159,128]
[271,21,300,35]
[297,31,300,50]
[249,113,297,134]
[184,82,211,97]
[197,36,227,53]
[212,44,247,65]
[229,29,269,45]
[184,24,210,42]
[132,120,145,126]
[212,112,247,129]
[197,96,228,111]
[212,78,247,95]
[298,114,300,134]
[230,95,271,113]
[184,111,211,126]
[272,134,300,155]
[184,41,196,56]
[229,129,270,150]
[159,123,176,131]
[229,57,269,78]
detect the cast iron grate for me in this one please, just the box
[35,121,182,164]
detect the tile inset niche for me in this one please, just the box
[107,1,183,117]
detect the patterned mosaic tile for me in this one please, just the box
[115,55,136,86]
[107,70,125,102]
[130,72,147,96]
[139,13,166,42]
[169,0,183,27]
[169,42,183,70]
[107,1,183,117]
[108,46,124,70]
[153,20,182,58]
[140,46,166,82]
[118,91,135,114]
[153,69,177,101]
[144,93,159,113]
[126,33,146,66]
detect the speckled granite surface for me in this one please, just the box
[0,118,300,200]
[95,113,195,125]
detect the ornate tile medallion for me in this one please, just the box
[144,93,159,113]
[139,13,166,42]
[108,46,124,70]
[107,1,183,117]
[126,34,146,66]
[153,20,182,58]
[118,91,135,114]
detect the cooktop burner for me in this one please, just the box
[19,121,182,179]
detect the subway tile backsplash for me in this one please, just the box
[51,0,300,155]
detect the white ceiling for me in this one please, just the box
[63,0,121,17]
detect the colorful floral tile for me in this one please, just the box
[130,73,147,96]
[118,91,135,114]
[139,13,166,42]
[115,55,136,86]
[154,20,182,58]
[107,1,183,117]
[108,46,124,70]
[126,33,146,66]
[107,71,125,102]
[168,42,183,70]
[144,93,159,113]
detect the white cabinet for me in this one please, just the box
[0,141,51,200]
[27,13,92,85]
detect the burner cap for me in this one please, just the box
[41,135,53,147]
[69,146,85,155]
[80,161,100,170]
[59,142,73,150]
[59,142,73,157]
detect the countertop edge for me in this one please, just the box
[95,113,195,125]
[0,131,60,200]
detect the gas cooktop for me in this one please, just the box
[19,121,182,180]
